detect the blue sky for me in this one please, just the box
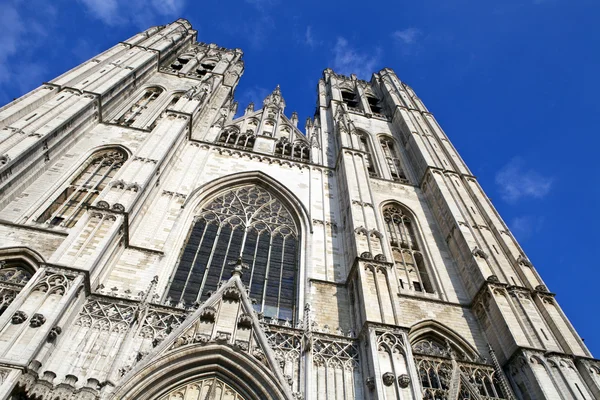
[1,0,599,355]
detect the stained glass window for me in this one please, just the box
[167,185,298,321]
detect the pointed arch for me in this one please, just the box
[0,246,44,316]
[377,134,408,183]
[381,201,437,294]
[182,171,311,235]
[167,172,310,322]
[355,128,379,178]
[114,85,166,128]
[111,344,292,400]
[409,319,480,362]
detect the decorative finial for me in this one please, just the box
[229,257,249,276]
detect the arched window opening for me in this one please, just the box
[358,135,378,177]
[380,138,408,183]
[216,128,254,150]
[416,358,452,399]
[383,204,433,293]
[367,96,383,114]
[274,140,310,162]
[158,376,247,400]
[167,185,299,322]
[341,90,359,109]
[37,148,128,228]
[0,261,34,316]
[115,87,164,127]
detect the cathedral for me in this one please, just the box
[0,18,597,400]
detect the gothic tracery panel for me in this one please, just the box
[383,204,434,294]
[158,377,247,400]
[167,185,299,321]
[0,262,33,315]
[37,148,128,228]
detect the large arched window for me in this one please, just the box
[380,137,408,183]
[167,185,299,321]
[37,148,128,228]
[383,204,434,293]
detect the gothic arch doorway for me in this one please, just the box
[112,344,292,400]
[157,374,249,400]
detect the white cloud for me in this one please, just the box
[331,37,381,80]
[78,0,186,27]
[495,158,554,203]
[305,26,316,48]
[510,215,545,240]
[392,28,421,45]
[236,86,270,116]
[0,2,49,103]
[79,0,120,25]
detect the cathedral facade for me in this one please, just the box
[0,19,597,400]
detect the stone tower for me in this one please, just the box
[0,19,597,400]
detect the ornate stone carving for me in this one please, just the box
[535,284,549,293]
[30,313,46,328]
[223,287,240,301]
[366,377,375,390]
[398,374,410,388]
[382,372,395,386]
[47,326,62,342]
[237,313,252,329]
[200,306,217,323]
[473,246,488,259]
[12,310,27,324]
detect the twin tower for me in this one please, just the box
[0,19,596,400]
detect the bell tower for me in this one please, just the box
[0,18,597,400]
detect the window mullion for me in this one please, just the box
[247,231,261,291]
[217,227,237,284]
[49,158,104,222]
[179,220,209,302]
[260,235,275,313]
[196,224,225,303]
[63,160,112,227]
[276,236,286,319]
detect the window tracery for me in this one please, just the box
[167,185,298,322]
[383,204,433,293]
[274,139,310,162]
[380,137,408,183]
[37,148,128,228]
[158,376,246,400]
[0,262,33,315]
[358,135,378,177]
[217,127,255,150]
[412,337,508,400]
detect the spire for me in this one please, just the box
[263,85,285,110]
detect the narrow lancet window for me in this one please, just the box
[359,135,378,177]
[383,204,434,293]
[341,90,359,109]
[167,185,299,322]
[115,87,163,128]
[380,137,408,183]
[37,148,128,228]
